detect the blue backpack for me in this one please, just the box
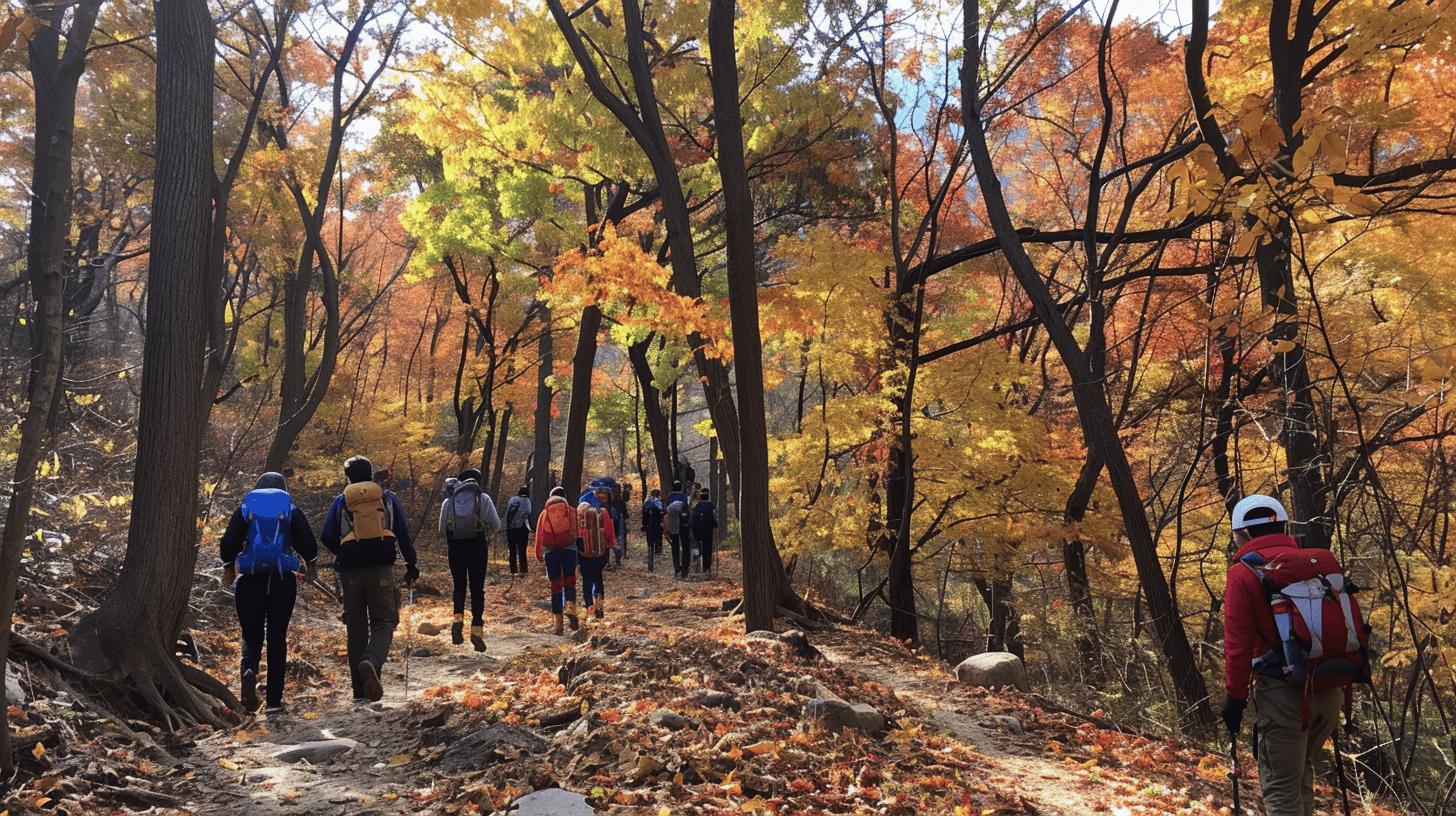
[236,488,302,575]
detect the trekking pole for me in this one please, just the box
[1228,733,1241,814]
[403,586,415,700]
[1332,729,1353,816]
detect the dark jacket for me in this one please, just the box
[689,500,718,540]
[641,498,664,535]
[219,506,318,566]
[320,489,416,569]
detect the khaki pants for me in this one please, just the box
[1253,680,1343,816]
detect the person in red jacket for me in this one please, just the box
[1221,494,1343,816]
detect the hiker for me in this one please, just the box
[438,468,502,652]
[504,485,533,576]
[616,482,631,566]
[665,491,688,579]
[641,488,664,572]
[689,488,718,574]
[534,486,580,635]
[577,485,616,619]
[1221,494,1367,816]
[218,472,318,713]
[588,477,625,568]
[321,455,418,703]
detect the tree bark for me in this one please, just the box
[963,0,1213,728]
[1062,456,1103,679]
[489,403,512,498]
[531,308,554,507]
[71,0,231,728]
[0,0,103,773]
[560,303,601,496]
[708,0,802,629]
[629,337,675,494]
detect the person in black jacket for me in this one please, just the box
[689,488,718,575]
[219,472,318,713]
[320,456,417,702]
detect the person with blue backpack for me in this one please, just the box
[438,468,502,652]
[641,489,664,572]
[219,472,318,714]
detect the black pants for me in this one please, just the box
[506,527,530,574]
[668,532,688,576]
[448,537,488,625]
[235,571,297,706]
[338,566,398,699]
[645,529,662,571]
[694,529,715,573]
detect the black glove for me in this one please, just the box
[404,564,420,585]
[1222,696,1247,736]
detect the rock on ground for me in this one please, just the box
[507,787,594,815]
[802,698,885,736]
[438,723,549,774]
[955,652,1029,692]
[271,738,360,763]
[417,621,443,636]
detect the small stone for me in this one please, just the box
[508,788,593,815]
[987,714,1024,736]
[649,709,692,731]
[272,738,359,763]
[438,724,549,773]
[955,652,1029,692]
[409,647,433,658]
[539,704,583,728]
[696,690,740,711]
[416,621,442,636]
[242,767,292,784]
[803,698,884,735]
[849,702,887,736]
[5,670,25,705]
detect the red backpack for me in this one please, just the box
[1240,548,1371,693]
[578,504,610,558]
[536,499,576,550]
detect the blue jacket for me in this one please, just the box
[321,489,416,569]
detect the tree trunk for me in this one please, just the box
[963,0,1212,728]
[71,0,233,728]
[531,310,554,508]
[708,0,801,629]
[1062,456,1103,679]
[560,304,601,496]
[975,577,1023,658]
[0,0,102,773]
[489,404,512,498]
[629,337,675,494]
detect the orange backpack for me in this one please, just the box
[578,504,610,558]
[536,499,576,549]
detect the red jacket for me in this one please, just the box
[1223,532,1298,700]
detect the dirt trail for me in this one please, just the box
[815,633,1109,816]
[167,560,1210,815]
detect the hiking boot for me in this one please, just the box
[264,702,287,715]
[594,603,604,620]
[240,669,259,713]
[564,602,580,631]
[553,613,564,636]
[451,618,464,645]
[470,624,487,653]
[357,659,384,702]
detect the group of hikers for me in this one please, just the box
[217,457,719,712]
[218,463,1367,816]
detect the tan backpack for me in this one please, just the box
[341,481,395,543]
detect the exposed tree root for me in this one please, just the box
[70,614,233,732]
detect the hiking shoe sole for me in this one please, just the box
[471,636,487,653]
[358,661,384,702]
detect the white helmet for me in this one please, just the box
[1231,494,1289,531]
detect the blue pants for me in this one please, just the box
[580,554,608,607]
[544,548,578,614]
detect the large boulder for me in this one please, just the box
[955,652,1029,691]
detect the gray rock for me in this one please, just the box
[746,630,779,642]
[417,621,443,636]
[649,709,693,731]
[409,647,433,658]
[438,723,549,773]
[5,669,25,704]
[987,714,1024,736]
[696,690,740,711]
[508,787,594,815]
[849,702,887,735]
[955,652,1029,691]
[272,738,359,763]
[243,767,294,784]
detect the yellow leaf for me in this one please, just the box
[387,753,412,766]
[30,741,44,759]
[217,758,240,771]
[301,712,319,720]
[1270,339,1297,354]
